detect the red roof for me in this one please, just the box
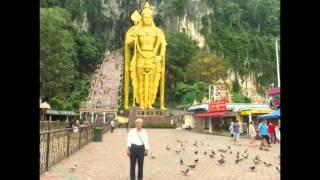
[193,111,226,117]
[267,87,280,95]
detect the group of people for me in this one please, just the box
[229,119,280,147]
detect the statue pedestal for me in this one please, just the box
[125,107,172,127]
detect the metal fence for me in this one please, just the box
[40,124,110,174]
[40,121,69,132]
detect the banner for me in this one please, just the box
[208,99,227,112]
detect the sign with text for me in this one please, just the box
[208,99,227,112]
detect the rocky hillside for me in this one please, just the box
[40,0,279,109]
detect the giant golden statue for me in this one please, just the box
[124,2,167,110]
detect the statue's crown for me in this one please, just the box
[142,2,153,17]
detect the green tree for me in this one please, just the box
[40,7,78,102]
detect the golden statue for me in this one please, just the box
[124,2,167,110]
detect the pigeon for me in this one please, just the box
[194,159,199,164]
[239,158,243,161]
[182,147,186,151]
[176,150,181,154]
[194,151,198,155]
[264,162,272,167]
[259,147,264,150]
[243,154,249,159]
[253,159,260,165]
[209,154,214,158]
[150,155,156,159]
[264,148,269,151]
[204,151,207,155]
[236,154,240,159]
[180,144,184,147]
[218,149,226,153]
[230,151,232,155]
[244,148,248,154]
[181,168,189,176]
[249,165,255,171]
[212,150,216,155]
[235,158,240,164]
[237,152,240,155]
[177,139,181,143]
[166,145,171,151]
[228,146,231,150]
[255,155,261,161]
[187,164,196,169]
[70,164,77,172]
[218,158,225,165]
[276,167,280,173]
[180,159,184,165]
[221,154,225,159]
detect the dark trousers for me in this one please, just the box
[262,135,270,145]
[130,144,145,180]
[111,126,114,133]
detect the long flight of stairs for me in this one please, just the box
[86,50,124,123]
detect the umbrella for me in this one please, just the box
[257,109,280,119]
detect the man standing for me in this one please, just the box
[258,119,271,147]
[110,119,115,133]
[268,121,276,144]
[233,121,240,145]
[127,118,149,180]
[229,121,234,140]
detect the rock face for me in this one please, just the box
[80,0,263,100]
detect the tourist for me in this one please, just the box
[248,121,256,147]
[275,124,281,143]
[111,119,115,133]
[229,121,234,140]
[258,119,271,147]
[127,118,149,180]
[268,121,276,144]
[233,121,240,145]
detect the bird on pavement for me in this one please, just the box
[194,151,198,155]
[244,148,248,154]
[235,158,240,164]
[203,151,207,155]
[212,150,216,155]
[218,149,227,153]
[221,154,225,159]
[180,143,184,147]
[70,164,77,172]
[150,155,156,159]
[209,154,214,158]
[259,147,264,150]
[176,150,181,154]
[253,159,260,165]
[194,159,199,164]
[180,159,184,165]
[263,162,272,167]
[181,168,189,176]
[230,151,232,155]
[264,148,270,151]
[228,146,231,150]
[249,165,255,171]
[187,164,196,169]
[243,154,249,159]
[255,155,261,161]
[276,167,280,173]
[236,154,240,159]
[218,158,225,165]
[166,145,170,151]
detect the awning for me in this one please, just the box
[258,109,280,119]
[193,111,226,117]
[240,109,272,115]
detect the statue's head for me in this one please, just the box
[141,2,153,26]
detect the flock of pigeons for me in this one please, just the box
[149,138,280,177]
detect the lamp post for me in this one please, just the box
[275,37,280,87]
[40,101,51,121]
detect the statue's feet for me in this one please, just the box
[139,106,145,110]
[160,107,166,110]
[148,105,155,109]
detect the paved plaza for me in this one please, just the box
[41,128,280,180]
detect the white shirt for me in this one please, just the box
[111,120,115,127]
[127,128,149,150]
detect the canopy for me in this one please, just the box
[116,116,128,124]
[193,111,226,117]
[257,109,280,119]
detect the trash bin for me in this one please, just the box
[94,127,103,142]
